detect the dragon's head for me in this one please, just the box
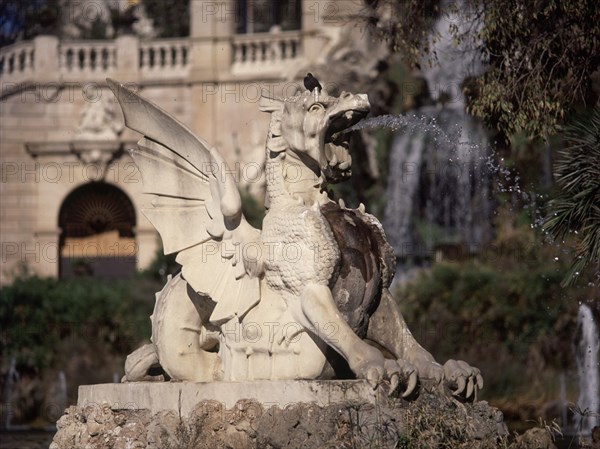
[260,88,370,182]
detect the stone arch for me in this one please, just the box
[58,182,137,278]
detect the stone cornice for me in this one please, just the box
[25,140,137,164]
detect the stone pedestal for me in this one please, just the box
[77,380,383,415]
[51,380,512,449]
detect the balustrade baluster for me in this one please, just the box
[232,44,240,64]
[66,48,73,71]
[90,48,98,71]
[171,46,177,67]
[149,47,155,69]
[101,48,109,71]
[260,41,265,63]
[160,47,166,67]
[78,48,86,71]
[274,40,279,62]
[18,50,24,72]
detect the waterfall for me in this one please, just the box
[384,130,426,255]
[57,371,67,415]
[559,372,567,429]
[383,0,492,261]
[573,304,600,435]
[2,357,19,429]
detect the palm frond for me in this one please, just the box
[544,107,600,286]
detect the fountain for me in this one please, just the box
[573,303,600,435]
[49,79,510,449]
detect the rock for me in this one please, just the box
[52,385,509,449]
[509,427,558,449]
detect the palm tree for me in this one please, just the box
[544,107,600,286]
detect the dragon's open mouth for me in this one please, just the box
[323,109,368,182]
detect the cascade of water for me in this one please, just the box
[384,131,426,253]
[57,371,67,414]
[378,0,492,262]
[559,372,568,429]
[574,304,600,435]
[2,357,19,429]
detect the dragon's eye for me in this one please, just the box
[309,103,325,113]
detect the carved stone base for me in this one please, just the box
[77,380,384,415]
[50,380,518,449]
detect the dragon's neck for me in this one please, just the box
[265,149,326,209]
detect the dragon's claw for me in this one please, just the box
[443,359,483,400]
[385,359,418,398]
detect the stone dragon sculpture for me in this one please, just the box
[107,78,483,399]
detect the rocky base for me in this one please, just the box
[50,384,520,449]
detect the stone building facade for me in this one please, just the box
[0,0,378,285]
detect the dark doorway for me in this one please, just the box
[58,182,137,278]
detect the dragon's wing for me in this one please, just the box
[107,79,260,324]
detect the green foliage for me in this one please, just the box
[397,224,593,401]
[361,0,600,140]
[358,0,441,67]
[141,0,189,38]
[0,274,157,375]
[465,0,600,140]
[544,107,600,286]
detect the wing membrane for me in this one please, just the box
[108,78,261,323]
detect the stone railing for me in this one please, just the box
[139,38,190,80]
[0,36,195,88]
[231,31,302,72]
[0,31,306,91]
[59,40,117,81]
[0,41,36,84]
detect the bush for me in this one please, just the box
[0,273,162,424]
[0,275,157,375]
[396,226,595,406]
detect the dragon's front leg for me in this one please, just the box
[367,289,483,400]
[292,283,417,397]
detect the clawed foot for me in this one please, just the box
[407,354,483,401]
[443,359,483,400]
[353,352,418,398]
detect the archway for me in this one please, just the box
[58,182,136,278]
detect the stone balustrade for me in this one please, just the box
[232,31,301,71]
[0,31,304,91]
[59,40,117,81]
[139,38,190,80]
[0,41,36,84]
